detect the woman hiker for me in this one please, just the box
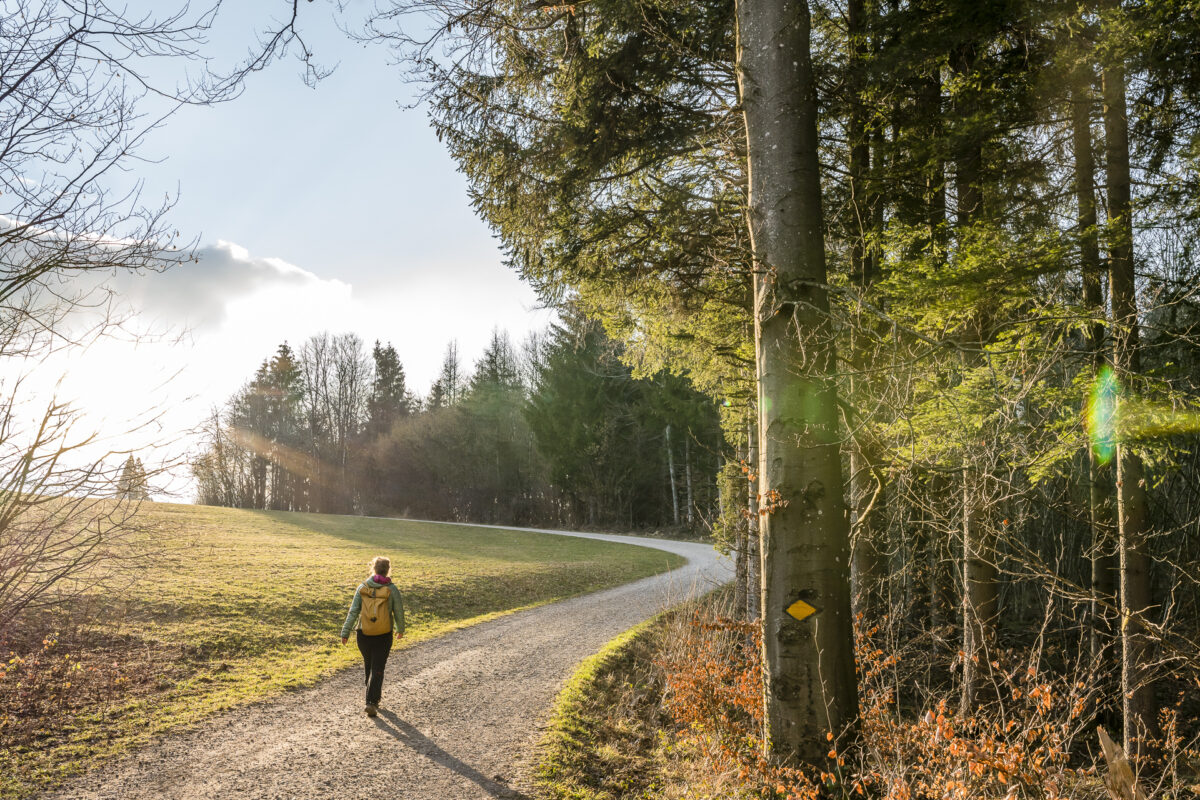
[340,555,406,717]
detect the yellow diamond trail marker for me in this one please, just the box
[786,599,818,621]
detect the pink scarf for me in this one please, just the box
[371,574,391,584]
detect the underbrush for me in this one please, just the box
[537,595,1200,800]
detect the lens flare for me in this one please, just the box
[1087,367,1117,466]
[1087,367,1200,461]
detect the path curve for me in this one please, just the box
[52,523,732,800]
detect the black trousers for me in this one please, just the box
[356,629,393,705]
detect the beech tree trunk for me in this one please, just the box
[1102,51,1159,756]
[736,0,858,762]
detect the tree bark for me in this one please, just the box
[923,473,953,632]
[1071,68,1118,675]
[1101,50,1159,756]
[735,512,749,622]
[736,0,858,762]
[960,470,997,715]
[728,446,749,621]
[922,72,947,255]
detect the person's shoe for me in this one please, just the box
[365,703,378,717]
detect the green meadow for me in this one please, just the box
[0,502,684,798]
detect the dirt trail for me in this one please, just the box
[51,527,730,800]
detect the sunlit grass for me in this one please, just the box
[0,501,684,798]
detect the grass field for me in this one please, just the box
[0,502,685,798]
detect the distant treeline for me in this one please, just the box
[191,312,721,530]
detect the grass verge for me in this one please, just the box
[0,502,684,799]
[534,616,676,800]
[534,590,748,800]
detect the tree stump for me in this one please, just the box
[1098,726,1148,800]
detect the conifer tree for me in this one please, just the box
[116,455,149,500]
[1101,0,1158,751]
[367,341,413,438]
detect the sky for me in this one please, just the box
[34,2,556,497]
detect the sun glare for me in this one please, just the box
[1087,366,1117,465]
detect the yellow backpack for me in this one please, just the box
[359,584,392,635]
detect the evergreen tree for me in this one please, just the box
[528,310,721,528]
[527,313,649,526]
[470,329,522,395]
[265,343,303,511]
[367,341,413,438]
[428,341,466,409]
[116,455,149,500]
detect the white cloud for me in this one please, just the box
[107,239,352,332]
[5,240,361,498]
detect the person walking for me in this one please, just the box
[340,555,406,717]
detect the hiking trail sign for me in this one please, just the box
[786,599,818,621]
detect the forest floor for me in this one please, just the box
[1,505,700,799]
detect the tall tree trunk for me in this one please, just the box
[665,424,680,525]
[848,0,886,620]
[925,480,942,630]
[736,0,858,762]
[725,445,750,622]
[1072,68,1118,677]
[960,470,997,715]
[953,36,996,718]
[924,473,953,632]
[735,528,750,620]
[910,61,952,643]
[1102,49,1159,756]
[922,72,947,256]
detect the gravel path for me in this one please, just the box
[52,525,731,800]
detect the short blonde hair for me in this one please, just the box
[371,556,391,576]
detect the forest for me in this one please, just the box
[191,315,722,530]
